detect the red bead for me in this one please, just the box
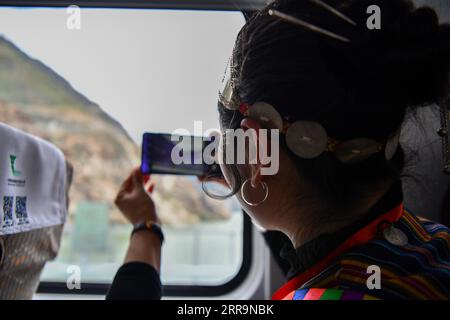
[239,103,249,115]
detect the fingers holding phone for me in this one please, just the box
[115,167,160,225]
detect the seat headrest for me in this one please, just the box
[0,122,68,235]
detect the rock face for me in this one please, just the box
[0,36,231,225]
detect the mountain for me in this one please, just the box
[0,35,230,225]
[0,36,131,140]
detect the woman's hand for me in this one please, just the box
[115,167,162,272]
[115,167,160,225]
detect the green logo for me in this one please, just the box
[9,154,22,177]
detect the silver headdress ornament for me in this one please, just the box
[236,101,388,162]
[218,56,240,111]
[307,0,357,26]
[268,0,357,44]
[268,9,351,43]
[219,0,355,110]
[217,1,398,163]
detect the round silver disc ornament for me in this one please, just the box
[335,138,382,164]
[383,225,408,246]
[248,102,284,130]
[285,121,328,159]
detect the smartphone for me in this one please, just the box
[141,132,222,176]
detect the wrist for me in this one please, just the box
[128,209,160,226]
[126,230,162,272]
[130,227,162,246]
[131,221,164,245]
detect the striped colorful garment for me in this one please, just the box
[274,206,450,300]
[283,288,379,300]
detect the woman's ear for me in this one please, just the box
[240,118,265,188]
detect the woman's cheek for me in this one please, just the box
[217,132,261,222]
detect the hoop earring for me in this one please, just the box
[240,179,269,207]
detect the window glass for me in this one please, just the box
[0,7,245,286]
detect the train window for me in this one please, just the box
[0,7,247,294]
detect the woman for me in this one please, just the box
[107,0,450,300]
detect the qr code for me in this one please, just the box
[15,196,29,225]
[2,196,14,227]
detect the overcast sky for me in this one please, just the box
[0,7,244,143]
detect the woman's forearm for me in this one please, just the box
[124,230,161,273]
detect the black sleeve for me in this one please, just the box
[106,262,162,300]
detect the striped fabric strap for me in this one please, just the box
[283,288,379,300]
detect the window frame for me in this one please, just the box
[37,213,252,296]
[0,0,266,11]
[1,0,255,298]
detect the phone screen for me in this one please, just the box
[141,133,222,176]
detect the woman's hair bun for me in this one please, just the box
[349,1,450,107]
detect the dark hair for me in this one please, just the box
[218,0,450,206]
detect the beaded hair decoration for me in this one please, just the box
[219,0,450,172]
